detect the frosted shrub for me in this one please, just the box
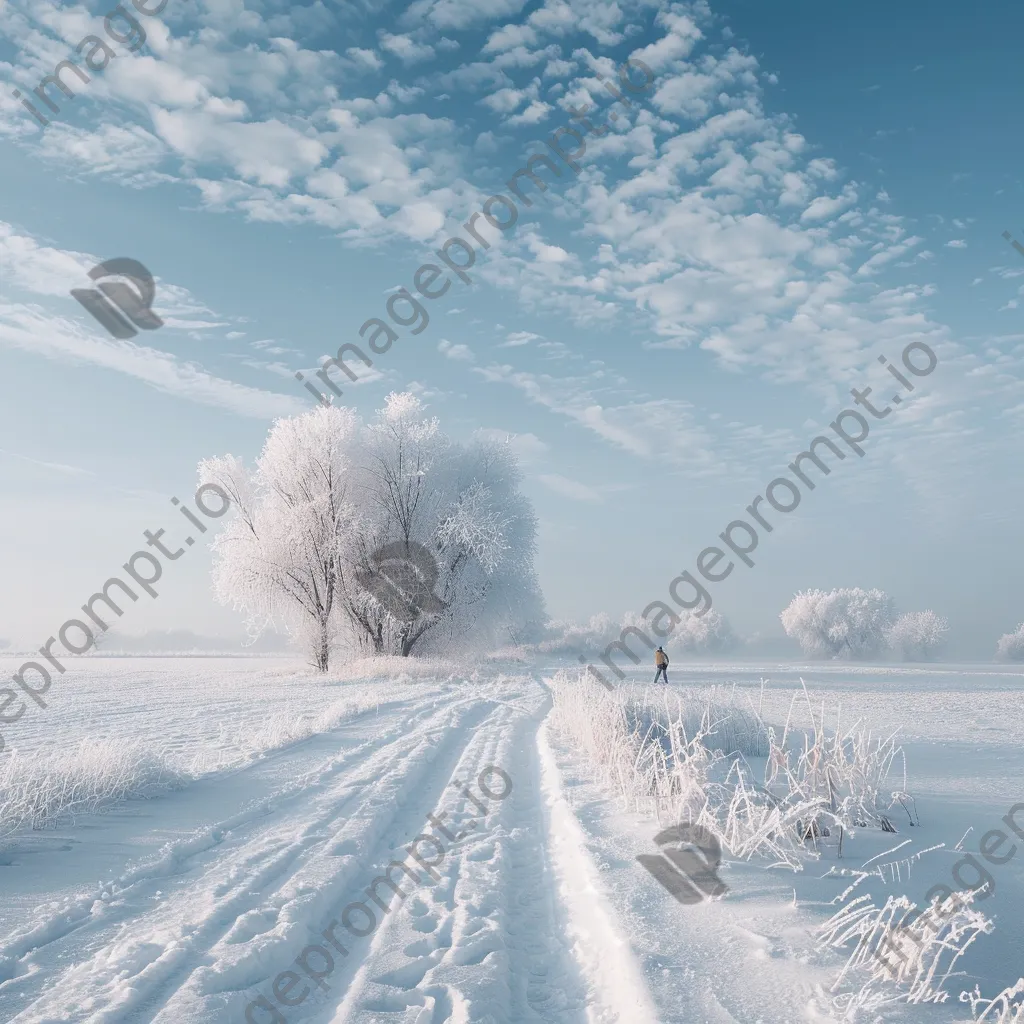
[886,611,949,661]
[995,623,1024,661]
[764,685,910,835]
[549,673,915,876]
[218,699,366,762]
[538,609,739,658]
[623,690,767,763]
[0,688,395,836]
[963,980,1024,1022]
[821,887,992,1016]
[548,672,834,870]
[536,614,621,656]
[0,738,188,835]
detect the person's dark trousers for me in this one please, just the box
[654,666,668,684]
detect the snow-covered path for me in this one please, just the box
[2,662,1021,1024]
[0,673,663,1024]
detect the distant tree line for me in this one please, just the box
[538,588,1024,664]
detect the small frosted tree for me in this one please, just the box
[668,609,738,655]
[780,588,894,659]
[886,610,949,661]
[200,405,360,672]
[996,623,1024,662]
[539,614,620,655]
[538,608,738,659]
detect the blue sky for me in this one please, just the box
[1,0,1022,656]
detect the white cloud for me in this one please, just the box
[481,86,532,115]
[152,110,328,188]
[473,427,549,464]
[388,200,447,241]
[104,54,214,110]
[506,100,552,126]
[800,183,858,223]
[483,22,539,54]
[945,239,968,249]
[533,242,570,263]
[528,0,576,37]
[631,11,702,71]
[500,331,540,347]
[538,473,603,502]
[543,57,577,78]
[403,0,529,31]
[438,339,474,361]
[0,449,94,477]
[36,121,169,177]
[347,47,383,71]
[379,32,436,64]
[0,304,302,419]
[476,364,724,473]
[0,221,218,324]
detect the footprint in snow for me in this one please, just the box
[408,896,439,933]
[225,908,279,944]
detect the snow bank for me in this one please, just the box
[0,656,452,837]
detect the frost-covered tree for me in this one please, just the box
[780,588,895,660]
[886,610,949,661]
[201,405,360,671]
[337,394,543,657]
[536,615,621,656]
[537,608,738,658]
[201,395,544,669]
[996,623,1024,661]
[667,609,738,655]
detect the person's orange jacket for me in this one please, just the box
[655,649,668,667]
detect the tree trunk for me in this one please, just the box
[313,619,330,672]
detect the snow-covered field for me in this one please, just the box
[0,656,1021,1023]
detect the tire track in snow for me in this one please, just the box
[332,688,603,1023]
[0,696,445,1003]
[532,718,660,1024]
[2,692,484,1023]
[148,696,505,1023]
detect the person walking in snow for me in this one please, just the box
[654,646,669,684]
